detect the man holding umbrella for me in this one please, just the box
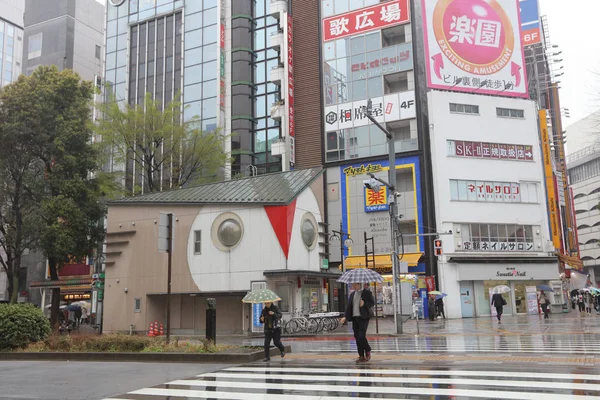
[242,288,286,362]
[339,269,378,363]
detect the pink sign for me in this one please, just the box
[322,0,410,42]
[421,0,528,98]
[287,15,295,166]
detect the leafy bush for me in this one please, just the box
[0,303,51,350]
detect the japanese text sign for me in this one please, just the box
[325,91,416,131]
[450,179,525,203]
[287,15,295,166]
[461,241,534,252]
[422,0,528,97]
[364,186,389,213]
[447,139,533,161]
[519,0,541,46]
[323,0,410,42]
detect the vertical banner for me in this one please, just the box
[519,0,541,46]
[539,110,561,250]
[251,281,266,333]
[421,0,528,97]
[287,15,295,168]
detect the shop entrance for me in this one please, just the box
[514,281,544,314]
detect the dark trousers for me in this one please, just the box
[352,317,371,358]
[437,305,446,319]
[264,328,284,359]
[541,303,549,319]
[495,306,503,321]
[578,302,585,312]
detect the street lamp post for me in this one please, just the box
[364,99,404,334]
[330,221,353,313]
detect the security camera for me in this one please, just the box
[448,230,453,234]
[363,178,382,193]
[124,288,128,294]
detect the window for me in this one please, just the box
[496,107,524,118]
[28,33,42,60]
[450,103,479,115]
[134,298,141,313]
[194,230,201,254]
[95,45,101,60]
[275,283,290,312]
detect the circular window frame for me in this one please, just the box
[211,212,244,251]
[300,212,318,251]
[109,0,126,6]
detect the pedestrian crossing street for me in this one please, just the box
[297,335,600,355]
[104,364,600,399]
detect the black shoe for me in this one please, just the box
[280,350,285,358]
[263,358,270,362]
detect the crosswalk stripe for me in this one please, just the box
[192,372,600,391]
[305,348,600,354]
[224,366,600,381]
[128,384,597,400]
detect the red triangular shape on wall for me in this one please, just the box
[264,199,297,259]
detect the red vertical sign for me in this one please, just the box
[287,15,295,165]
[425,276,436,292]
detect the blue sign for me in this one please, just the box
[519,0,541,45]
[364,186,389,213]
[252,303,262,327]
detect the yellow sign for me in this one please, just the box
[343,163,383,177]
[539,110,561,250]
[364,186,389,213]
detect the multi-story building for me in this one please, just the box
[103,0,321,190]
[428,92,560,318]
[321,0,431,317]
[0,0,25,301]
[567,111,600,286]
[23,0,104,81]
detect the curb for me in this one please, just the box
[0,345,291,363]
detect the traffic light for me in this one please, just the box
[434,239,443,256]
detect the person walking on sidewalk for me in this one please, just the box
[340,282,375,363]
[260,301,285,362]
[435,296,446,320]
[491,293,506,324]
[539,291,550,319]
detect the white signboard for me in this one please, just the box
[324,91,415,131]
[421,0,528,97]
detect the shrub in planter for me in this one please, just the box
[0,303,51,350]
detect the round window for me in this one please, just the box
[217,219,242,247]
[300,213,318,250]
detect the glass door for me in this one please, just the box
[514,283,527,314]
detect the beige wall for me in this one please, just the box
[104,204,203,333]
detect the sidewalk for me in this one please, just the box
[187,311,600,347]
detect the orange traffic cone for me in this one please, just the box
[159,323,164,336]
[148,322,155,337]
[153,321,159,336]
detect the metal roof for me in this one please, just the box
[110,167,324,206]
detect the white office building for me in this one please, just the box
[428,90,561,319]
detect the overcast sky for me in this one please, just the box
[538,0,600,127]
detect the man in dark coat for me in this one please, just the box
[340,282,375,363]
[491,293,506,324]
[260,302,285,362]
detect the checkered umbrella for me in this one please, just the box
[337,268,383,284]
[241,289,281,304]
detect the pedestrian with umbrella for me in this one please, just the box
[434,293,447,320]
[242,289,286,362]
[338,268,378,363]
[491,285,509,324]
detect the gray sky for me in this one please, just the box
[539,0,600,126]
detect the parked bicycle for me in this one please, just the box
[283,309,343,334]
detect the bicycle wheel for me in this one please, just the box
[287,319,301,334]
[307,318,320,334]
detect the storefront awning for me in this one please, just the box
[263,269,342,279]
[29,278,92,290]
[558,253,583,269]
[344,252,423,270]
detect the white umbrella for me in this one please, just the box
[492,285,511,294]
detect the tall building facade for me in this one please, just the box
[0,0,24,87]
[104,0,319,190]
[23,0,104,82]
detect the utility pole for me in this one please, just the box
[166,213,173,344]
[365,100,403,334]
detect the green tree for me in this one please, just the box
[0,66,106,327]
[96,92,229,193]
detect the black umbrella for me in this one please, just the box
[66,304,81,311]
